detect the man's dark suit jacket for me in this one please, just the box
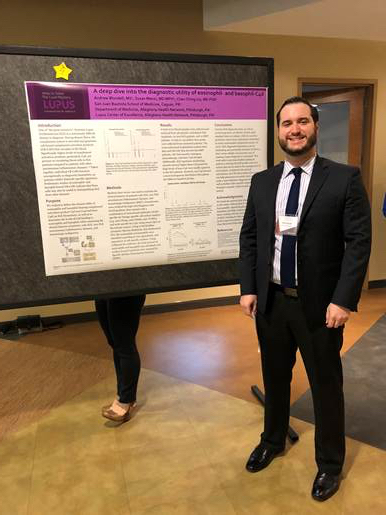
[239,156,372,330]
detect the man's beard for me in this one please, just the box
[279,132,317,156]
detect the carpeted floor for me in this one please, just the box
[291,314,386,450]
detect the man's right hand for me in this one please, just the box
[240,294,257,318]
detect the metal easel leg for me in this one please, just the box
[251,384,299,443]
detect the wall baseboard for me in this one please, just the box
[42,295,240,326]
[368,279,386,289]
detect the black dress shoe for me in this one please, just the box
[312,472,341,501]
[245,444,284,473]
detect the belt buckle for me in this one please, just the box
[283,287,298,298]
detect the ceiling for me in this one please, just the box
[203,0,386,42]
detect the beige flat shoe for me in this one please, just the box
[101,396,119,414]
[102,401,137,423]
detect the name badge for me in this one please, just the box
[278,215,298,236]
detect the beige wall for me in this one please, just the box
[0,0,384,321]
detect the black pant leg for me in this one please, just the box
[95,298,112,344]
[107,295,146,403]
[95,299,122,397]
[289,301,345,475]
[256,291,297,450]
[96,295,146,403]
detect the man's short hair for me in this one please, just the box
[276,96,319,126]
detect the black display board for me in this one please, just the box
[0,46,274,309]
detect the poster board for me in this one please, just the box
[0,46,274,309]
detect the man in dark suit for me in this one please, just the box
[239,96,371,501]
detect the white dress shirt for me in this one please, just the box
[272,155,316,285]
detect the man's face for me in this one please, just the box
[278,103,318,157]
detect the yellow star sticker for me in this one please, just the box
[53,62,73,80]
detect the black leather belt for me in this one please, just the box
[270,282,298,298]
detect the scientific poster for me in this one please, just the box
[25,82,267,276]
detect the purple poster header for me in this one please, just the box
[26,82,267,121]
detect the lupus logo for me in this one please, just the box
[43,99,76,110]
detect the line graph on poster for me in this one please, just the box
[104,127,157,160]
[168,224,213,250]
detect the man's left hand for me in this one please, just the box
[326,303,351,328]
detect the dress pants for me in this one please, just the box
[256,287,345,475]
[95,295,146,403]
